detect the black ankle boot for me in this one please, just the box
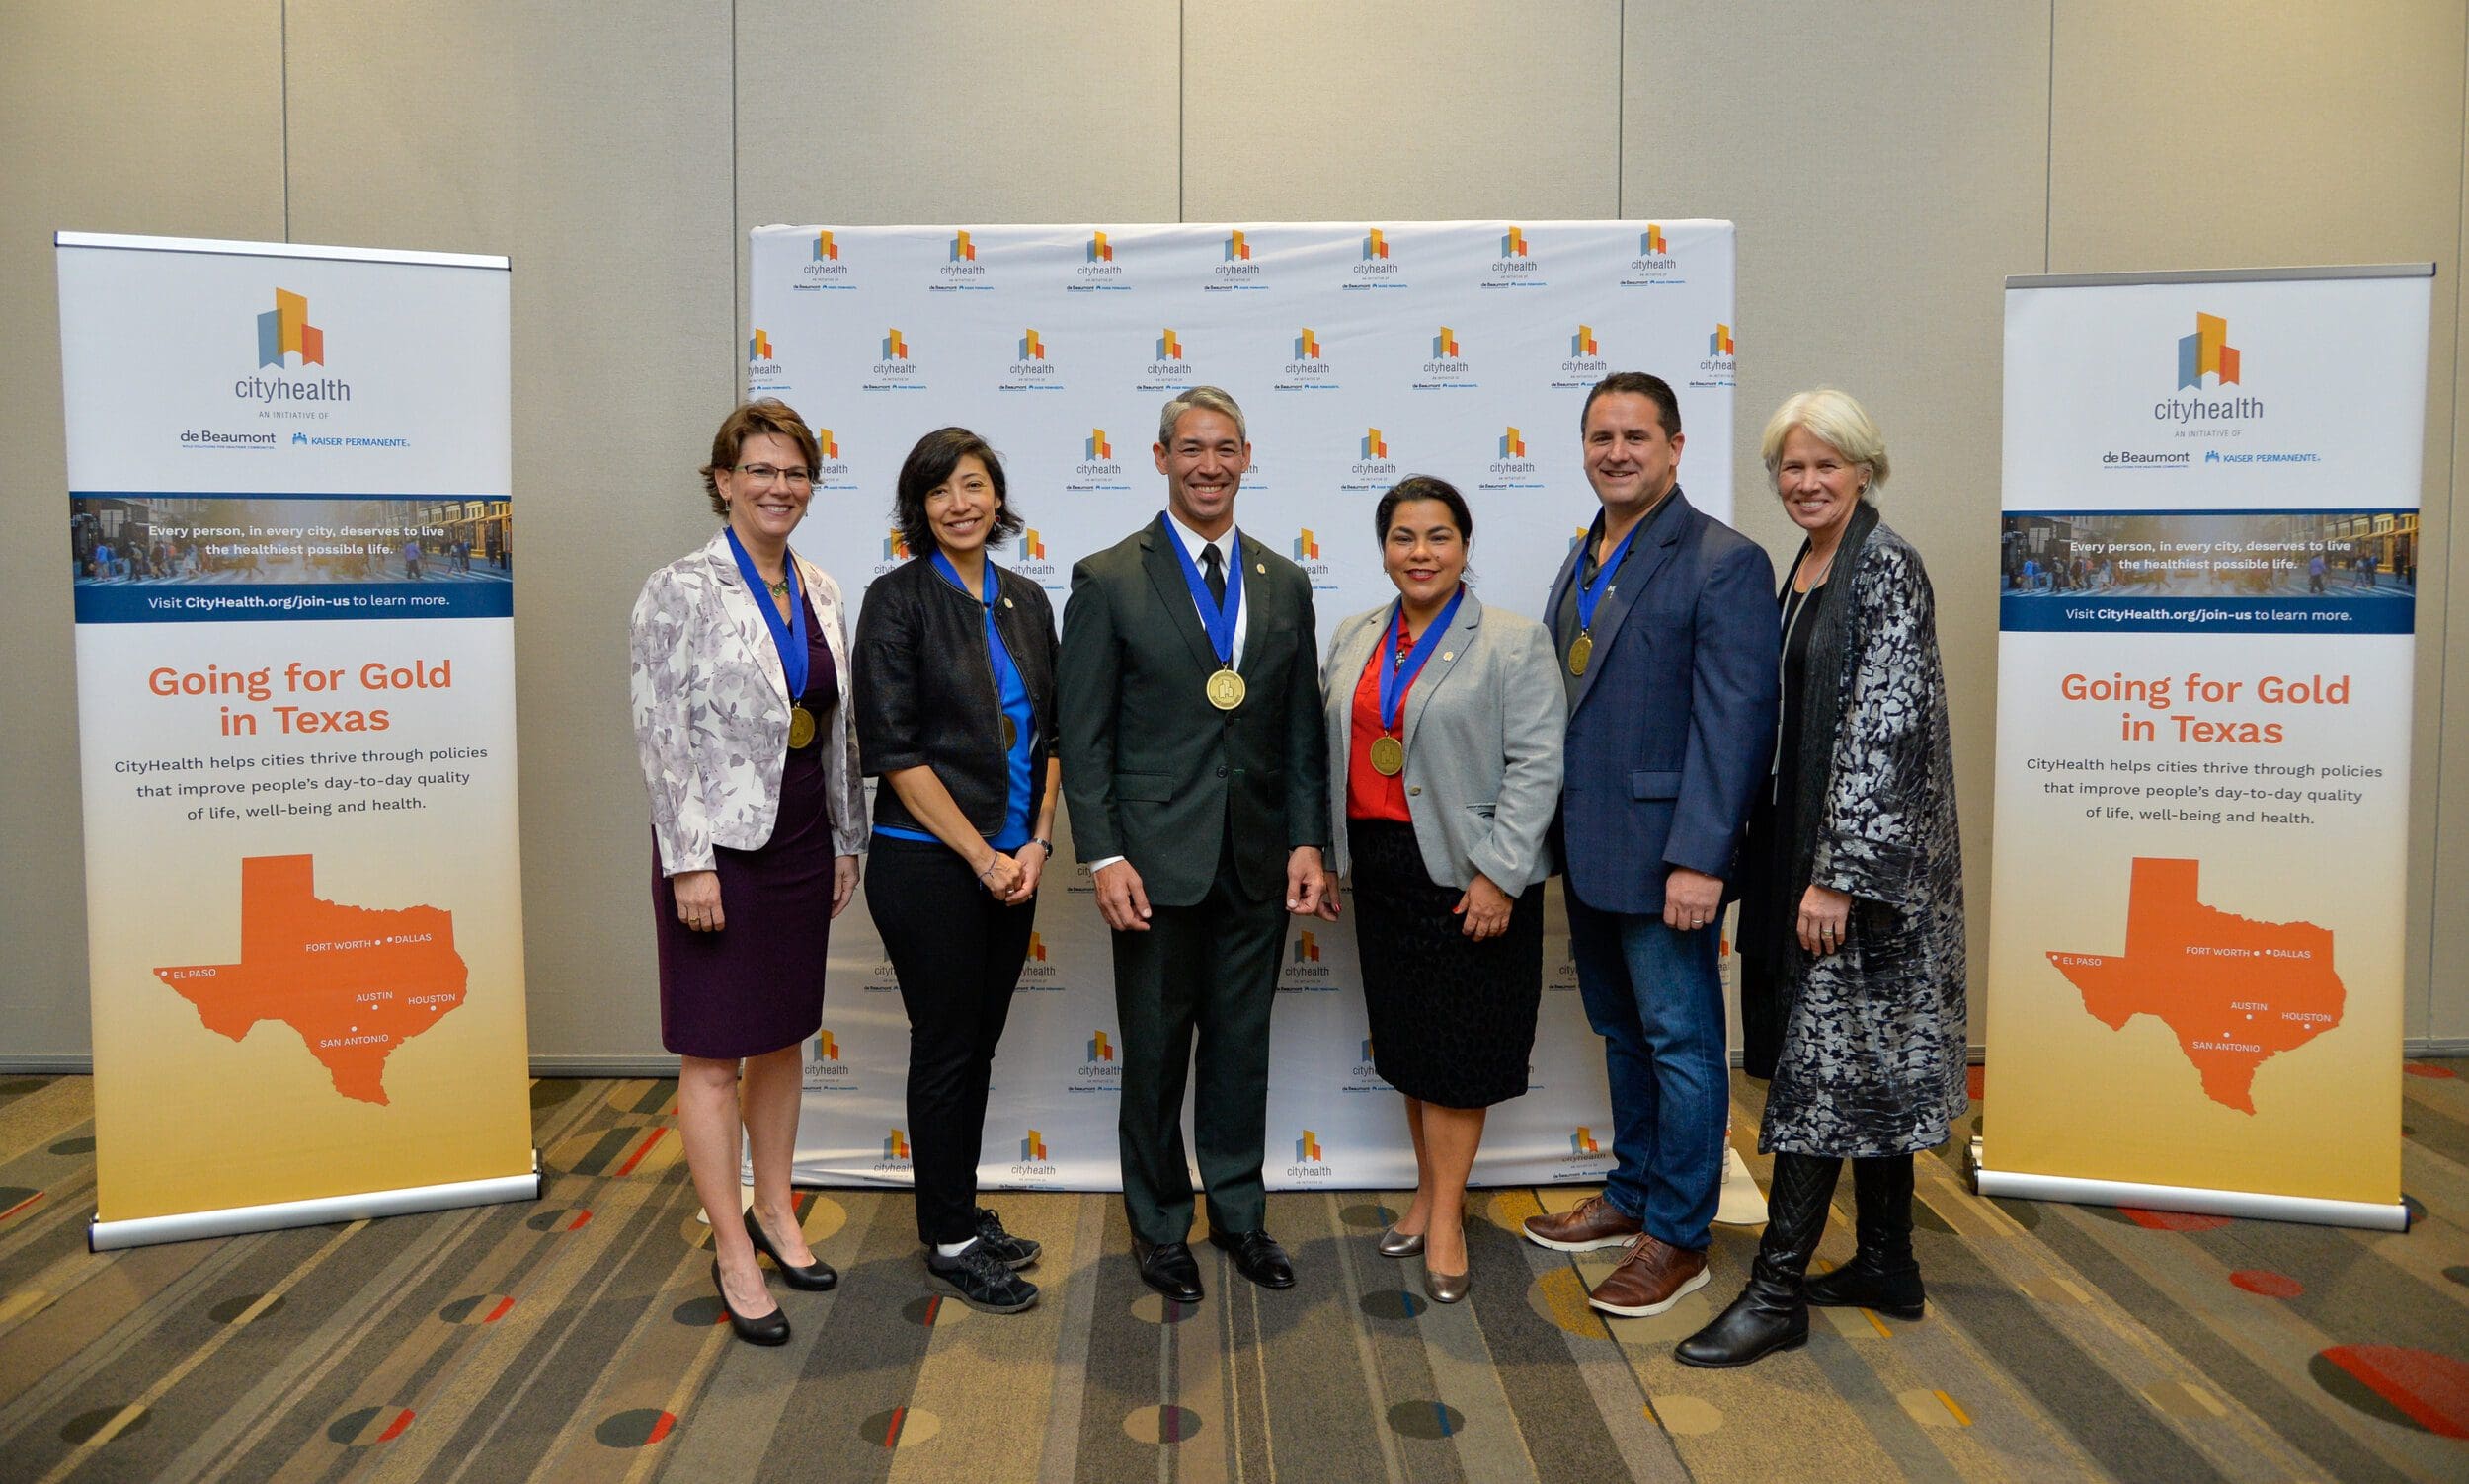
[1675,1152,1840,1368]
[1804,1153,1924,1319]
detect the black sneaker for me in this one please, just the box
[926,1239,1039,1314]
[972,1207,1041,1269]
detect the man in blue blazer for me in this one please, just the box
[1522,372,1780,1318]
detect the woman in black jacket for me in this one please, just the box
[854,427,1060,1314]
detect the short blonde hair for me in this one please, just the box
[1761,389,1888,497]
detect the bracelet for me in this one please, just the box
[1028,836,1053,854]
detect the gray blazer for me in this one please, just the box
[629,530,868,874]
[1321,589,1564,894]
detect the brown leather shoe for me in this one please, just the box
[1588,1234,1711,1317]
[1522,1194,1643,1252]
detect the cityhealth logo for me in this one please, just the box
[1280,325,1335,386]
[1555,321,1610,388]
[1076,1027,1123,1085]
[1695,323,1738,388]
[1288,1129,1333,1176]
[1350,225,1403,286]
[2158,313,2264,423]
[1293,930,1321,962]
[800,230,850,287]
[1075,229,1125,288]
[817,1029,840,1060]
[879,1129,912,1169]
[940,230,987,283]
[811,427,852,490]
[1073,427,1126,488]
[1143,329,1192,386]
[1420,325,1473,385]
[1570,1126,1603,1156]
[239,288,352,405]
[1022,530,1048,562]
[868,327,922,386]
[1641,224,1667,256]
[804,1026,854,1090]
[1004,327,1058,387]
[950,230,976,263]
[1624,223,1681,284]
[1571,325,1598,357]
[1486,424,1540,488]
[882,529,912,562]
[258,288,325,367]
[1360,429,1390,460]
[1282,920,1335,983]
[1155,328,1182,360]
[1013,1127,1058,1175]
[1214,229,1261,284]
[1292,529,1320,562]
[748,328,775,362]
[1016,926,1060,986]
[1491,225,1541,280]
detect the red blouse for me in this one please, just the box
[1345,613,1415,822]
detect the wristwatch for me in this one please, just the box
[1028,836,1054,854]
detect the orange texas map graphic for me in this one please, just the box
[153,854,467,1106]
[2046,857,2342,1115]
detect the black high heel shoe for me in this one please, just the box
[744,1206,838,1291]
[712,1259,790,1346]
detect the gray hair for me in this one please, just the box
[1157,385,1248,446]
[1760,388,1889,496]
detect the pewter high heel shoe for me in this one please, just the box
[1377,1225,1425,1258]
[1423,1266,1472,1304]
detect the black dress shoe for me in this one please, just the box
[1132,1238,1204,1303]
[744,1207,838,1291]
[1209,1229,1296,1289]
[712,1260,790,1346]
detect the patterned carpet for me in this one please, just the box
[1,1064,2465,1481]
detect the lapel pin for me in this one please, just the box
[1002,596,1015,608]
[1254,562,1266,575]
[1442,651,1454,661]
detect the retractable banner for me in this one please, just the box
[748,219,1739,1192]
[1981,266,2430,1229]
[58,233,537,1249]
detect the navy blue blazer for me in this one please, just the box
[1547,487,1781,915]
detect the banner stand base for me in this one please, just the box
[1968,1138,2408,1233]
[90,1151,541,1251]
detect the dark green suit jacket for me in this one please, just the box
[1057,520,1330,907]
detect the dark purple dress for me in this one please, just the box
[653,593,836,1059]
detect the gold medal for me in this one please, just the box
[787,704,817,749]
[1369,735,1405,776]
[1566,631,1593,676]
[1206,667,1246,711]
[1001,716,1019,749]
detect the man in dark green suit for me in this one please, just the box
[1057,386,1330,1303]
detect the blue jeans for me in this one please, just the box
[1565,891,1727,1251]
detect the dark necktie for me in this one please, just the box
[1202,542,1227,604]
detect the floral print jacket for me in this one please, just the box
[629,530,867,873]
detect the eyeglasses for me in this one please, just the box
[733,464,814,487]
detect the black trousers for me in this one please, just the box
[1110,837,1286,1244]
[865,836,1037,1245]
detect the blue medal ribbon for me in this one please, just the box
[1574,517,1642,634]
[1160,511,1243,667]
[723,526,809,700]
[1378,584,1466,732]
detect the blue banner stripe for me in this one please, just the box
[75,583,513,624]
[2000,594,2414,634]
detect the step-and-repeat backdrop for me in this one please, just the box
[748,220,1738,1191]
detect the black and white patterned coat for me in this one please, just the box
[1761,503,1967,1158]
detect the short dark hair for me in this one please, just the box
[892,427,1023,559]
[1580,371,1681,438]
[701,398,823,517]
[1373,475,1473,545]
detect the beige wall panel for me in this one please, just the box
[2050,1,2465,1041]
[0,1,286,1061]
[1183,1,1620,221]
[735,1,1179,230]
[286,0,737,1059]
[2440,86,2469,1043]
[1625,4,2054,1035]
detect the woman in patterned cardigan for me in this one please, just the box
[1677,389,1967,1368]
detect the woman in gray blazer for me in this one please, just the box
[1316,476,1565,1302]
